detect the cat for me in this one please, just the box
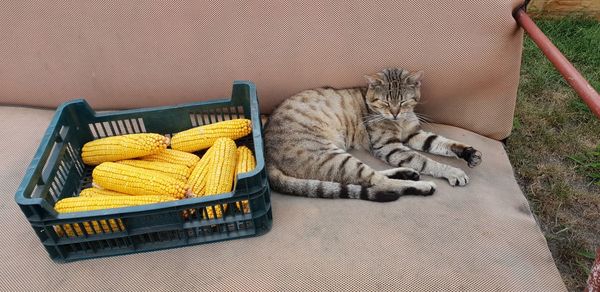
[264,68,482,202]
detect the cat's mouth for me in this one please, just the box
[364,113,419,125]
[387,113,417,122]
[385,113,413,121]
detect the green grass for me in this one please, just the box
[569,145,600,186]
[506,16,600,291]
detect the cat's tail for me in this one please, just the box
[267,165,402,202]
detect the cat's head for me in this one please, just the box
[364,68,423,121]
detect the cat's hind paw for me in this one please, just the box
[404,181,436,196]
[379,167,420,181]
[444,167,469,186]
[369,180,435,202]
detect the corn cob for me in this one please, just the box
[56,187,126,237]
[235,146,256,175]
[235,146,256,213]
[117,160,191,181]
[185,147,223,219]
[198,138,237,220]
[140,149,200,168]
[205,138,238,196]
[171,119,251,153]
[187,146,215,197]
[56,189,129,237]
[185,139,236,219]
[55,195,176,213]
[92,162,188,199]
[54,194,171,237]
[55,219,124,237]
[79,188,129,197]
[82,133,169,165]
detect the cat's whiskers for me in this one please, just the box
[414,112,435,126]
[417,117,432,127]
[415,112,434,121]
[361,114,376,123]
[362,114,386,125]
[418,119,430,126]
[396,112,426,127]
[364,117,386,125]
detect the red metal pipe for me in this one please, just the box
[514,8,600,119]
[585,248,600,292]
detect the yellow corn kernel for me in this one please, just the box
[205,138,238,196]
[82,133,169,165]
[203,205,224,220]
[117,160,191,181]
[171,119,251,153]
[92,162,188,199]
[235,146,256,213]
[79,188,129,197]
[181,205,225,220]
[140,149,200,169]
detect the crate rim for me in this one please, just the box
[14,80,265,219]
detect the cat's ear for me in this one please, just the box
[408,71,424,86]
[364,74,384,86]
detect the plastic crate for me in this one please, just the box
[15,81,272,262]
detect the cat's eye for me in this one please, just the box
[401,100,417,107]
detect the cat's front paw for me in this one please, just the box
[443,167,469,186]
[462,147,482,168]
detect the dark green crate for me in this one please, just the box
[15,81,272,262]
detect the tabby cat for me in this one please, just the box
[264,68,482,202]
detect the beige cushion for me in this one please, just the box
[0,106,565,291]
[0,0,523,140]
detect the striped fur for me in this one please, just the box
[264,68,482,202]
